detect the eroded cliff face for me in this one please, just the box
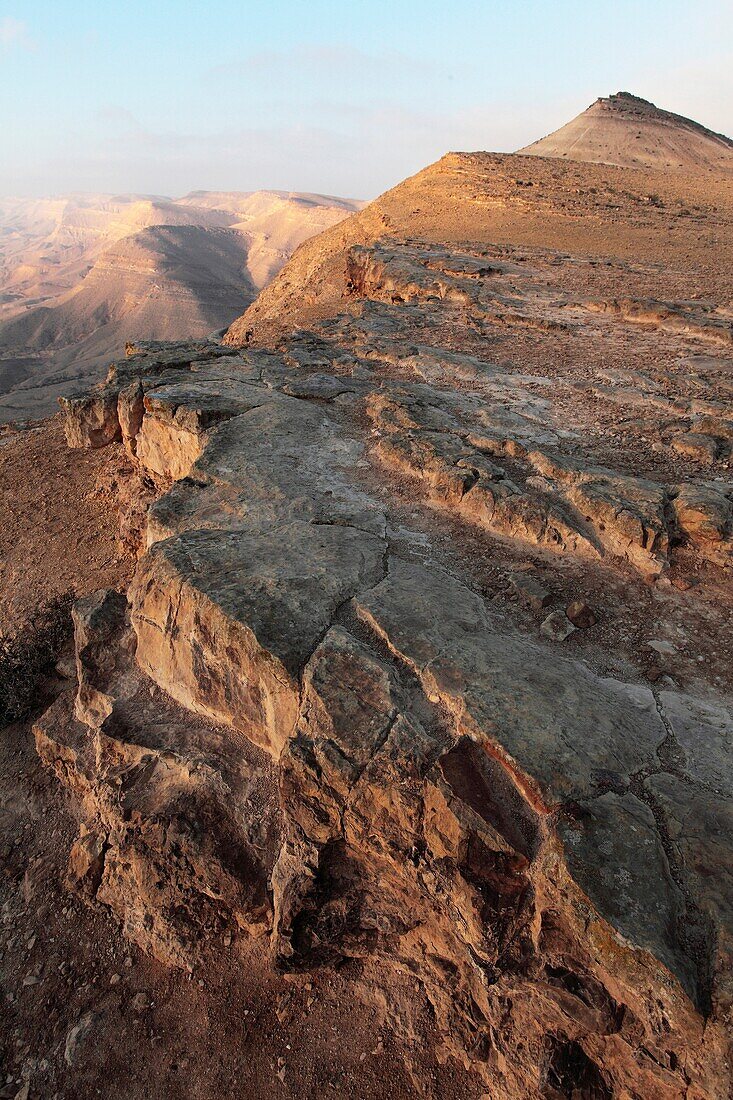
[39,233,733,1100]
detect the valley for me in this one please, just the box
[0,190,362,422]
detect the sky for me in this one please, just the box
[2,0,732,200]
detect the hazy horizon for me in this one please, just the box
[3,0,733,201]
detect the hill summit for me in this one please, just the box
[518,91,733,171]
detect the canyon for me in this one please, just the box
[1,95,732,1098]
[0,190,362,423]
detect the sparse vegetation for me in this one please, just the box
[0,591,74,724]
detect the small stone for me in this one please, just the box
[647,639,677,657]
[566,600,597,629]
[508,572,552,613]
[671,432,721,464]
[131,993,148,1013]
[55,653,77,680]
[66,832,106,899]
[64,1013,95,1066]
[109,974,121,986]
[540,611,576,642]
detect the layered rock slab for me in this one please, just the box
[131,522,385,755]
[41,339,733,1096]
[35,589,278,965]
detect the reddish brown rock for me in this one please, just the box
[566,600,598,629]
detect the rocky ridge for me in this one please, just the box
[26,132,733,1096]
[39,280,733,1094]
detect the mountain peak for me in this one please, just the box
[602,91,657,108]
[518,92,733,172]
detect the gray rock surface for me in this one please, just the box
[41,314,733,1093]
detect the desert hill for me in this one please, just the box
[0,190,362,322]
[0,190,361,421]
[517,91,733,171]
[0,225,255,420]
[170,189,364,288]
[0,223,254,420]
[2,225,253,349]
[225,142,733,347]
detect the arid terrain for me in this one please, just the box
[518,91,733,172]
[1,95,732,1098]
[0,191,362,423]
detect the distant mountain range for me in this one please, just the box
[0,190,363,422]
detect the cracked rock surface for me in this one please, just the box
[33,150,733,1097]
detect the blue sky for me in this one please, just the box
[2,0,732,199]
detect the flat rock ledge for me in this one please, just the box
[37,338,733,1098]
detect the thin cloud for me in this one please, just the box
[29,97,574,199]
[208,43,449,81]
[0,16,30,51]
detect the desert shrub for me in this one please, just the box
[0,591,74,725]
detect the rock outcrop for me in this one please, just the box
[36,306,732,1096]
[36,136,733,1096]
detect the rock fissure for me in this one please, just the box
[630,772,717,1017]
